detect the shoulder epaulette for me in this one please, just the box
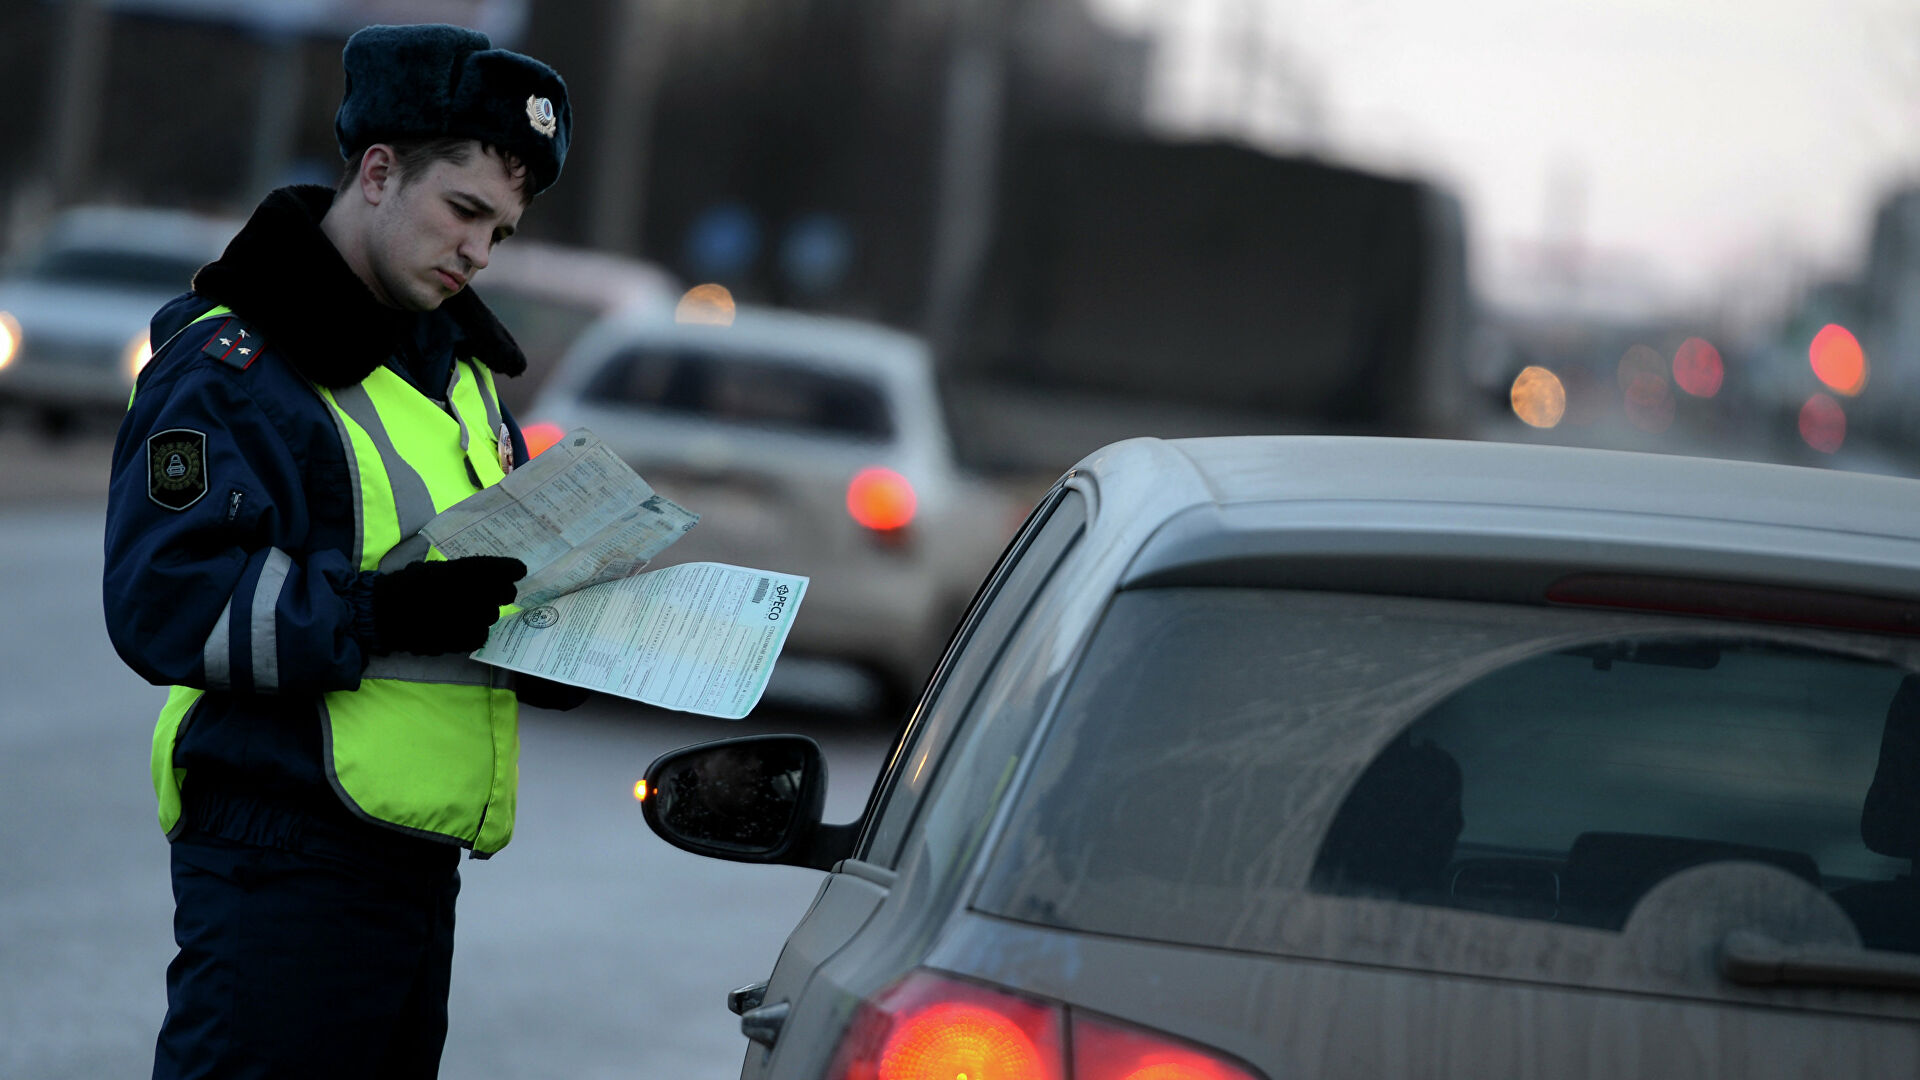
[195,316,265,371]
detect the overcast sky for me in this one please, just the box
[1088,0,1920,312]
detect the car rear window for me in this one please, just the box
[974,588,1920,956]
[584,346,894,440]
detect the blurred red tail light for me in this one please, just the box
[522,421,565,458]
[828,972,1062,1080]
[1072,1012,1262,1080]
[826,971,1262,1080]
[847,467,918,532]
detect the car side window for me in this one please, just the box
[857,485,1088,868]
[1312,637,1919,953]
[585,347,893,440]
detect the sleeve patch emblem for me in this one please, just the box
[147,428,209,511]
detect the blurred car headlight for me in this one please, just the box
[126,330,152,380]
[0,311,19,371]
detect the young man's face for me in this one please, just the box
[365,143,525,312]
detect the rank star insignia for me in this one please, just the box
[146,428,209,511]
[526,95,557,138]
[199,317,265,369]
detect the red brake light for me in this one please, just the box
[1072,1012,1262,1080]
[828,972,1063,1080]
[881,1003,1048,1078]
[522,421,565,458]
[827,972,1266,1080]
[847,467,918,531]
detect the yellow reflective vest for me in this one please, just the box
[149,308,521,855]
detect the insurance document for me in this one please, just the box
[474,562,809,719]
[420,428,699,606]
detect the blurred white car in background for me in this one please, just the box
[0,205,237,433]
[525,304,1020,711]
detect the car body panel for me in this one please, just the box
[689,437,1920,1079]
[925,911,1920,1080]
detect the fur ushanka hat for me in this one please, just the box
[335,23,572,195]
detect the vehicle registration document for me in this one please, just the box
[475,562,808,720]
[420,428,808,719]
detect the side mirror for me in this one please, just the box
[640,734,858,870]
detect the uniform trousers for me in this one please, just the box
[152,818,462,1080]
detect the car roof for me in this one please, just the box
[35,205,239,261]
[580,303,931,379]
[1164,435,1920,534]
[1077,437,1920,603]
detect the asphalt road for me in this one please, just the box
[0,482,894,1079]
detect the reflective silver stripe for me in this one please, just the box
[202,600,234,689]
[382,532,433,569]
[316,387,367,571]
[446,363,474,459]
[332,383,437,572]
[473,361,503,435]
[250,548,292,692]
[362,651,496,686]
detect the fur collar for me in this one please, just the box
[191,185,526,388]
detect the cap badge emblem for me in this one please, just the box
[526,95,557,138]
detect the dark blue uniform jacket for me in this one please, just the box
[104,185,535,842]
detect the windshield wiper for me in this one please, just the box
[1720,930,1920,992]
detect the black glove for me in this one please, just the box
[370,556,526,656]
[515,674,592,711]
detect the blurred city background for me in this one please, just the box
[8,0,1920,1076]
[6,0,1920,473]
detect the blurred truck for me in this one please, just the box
[934,130,1472,478]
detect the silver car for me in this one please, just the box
[643,435,1920,1079]
[0,206,238,430]
[528,305,1015,706]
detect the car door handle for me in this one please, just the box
[728,981,769,1016]
[1720,929,1920,992]
[741,1000,790,1048]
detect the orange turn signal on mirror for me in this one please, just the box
[633,780,649,802]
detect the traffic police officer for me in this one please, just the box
[103,24,583,1078]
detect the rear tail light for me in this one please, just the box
[826,971,1262,1080]
[1073,1012,1261,1080]
[522,421,565,458]
[847,467,917,532]
[829,972,1062,1080]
